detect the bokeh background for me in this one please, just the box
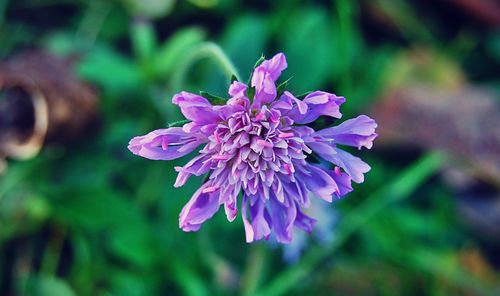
[1,0,499,295]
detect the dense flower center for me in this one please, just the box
[201,106,311,196]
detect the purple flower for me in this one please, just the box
[128,53,377,243]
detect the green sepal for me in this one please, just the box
[253,54,265,69]
[230,74,238,83]
[276,76,293,98]
[247,54,266,86]
[296,91,311,100]
[199,91,228,105]
[246,87,256,101]
[167,119,191,128]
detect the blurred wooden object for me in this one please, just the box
[0,51,99,172]
[373,85,500,250]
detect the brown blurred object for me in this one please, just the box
[373,86,500,187]
[373,84,500,252]
[0,51,99,172]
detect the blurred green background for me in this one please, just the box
[1,0,499,295]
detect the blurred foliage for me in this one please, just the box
[1,0,499,295]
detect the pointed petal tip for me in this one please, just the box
[179,224,201,232]
[275,236,292,244]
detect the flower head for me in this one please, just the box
[128,53,377,243]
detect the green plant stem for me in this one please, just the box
[131,18,157,63]
[256,152,444,296]
[170,42,241,91]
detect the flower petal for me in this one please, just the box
[174,154,212,187]
[242,194,254,242]
[260,52,287,81]
[315,147,371,183]
[221,183,241,222]
[315,115,378,149]
[271,91,308,116]
[269,194,297,243]
[327,167,353,198]
[291,126,315,138]
[128,127,204,160]
[289,91,345,124]
[228,81,247,98]
[172,91,221,124]
[294,204,316,233]
[298,164,338,202]
[251,67,277,108]
[249,198,272,241]
[282,178,310,207]
[179,182,221,232]
[305,140,337,156]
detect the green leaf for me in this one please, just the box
[199,91,228,105]
[108,268,155,296]
[51,188,155,267]
[108,226,155,268]
[77,45,140,93]
[52,189,144,231]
